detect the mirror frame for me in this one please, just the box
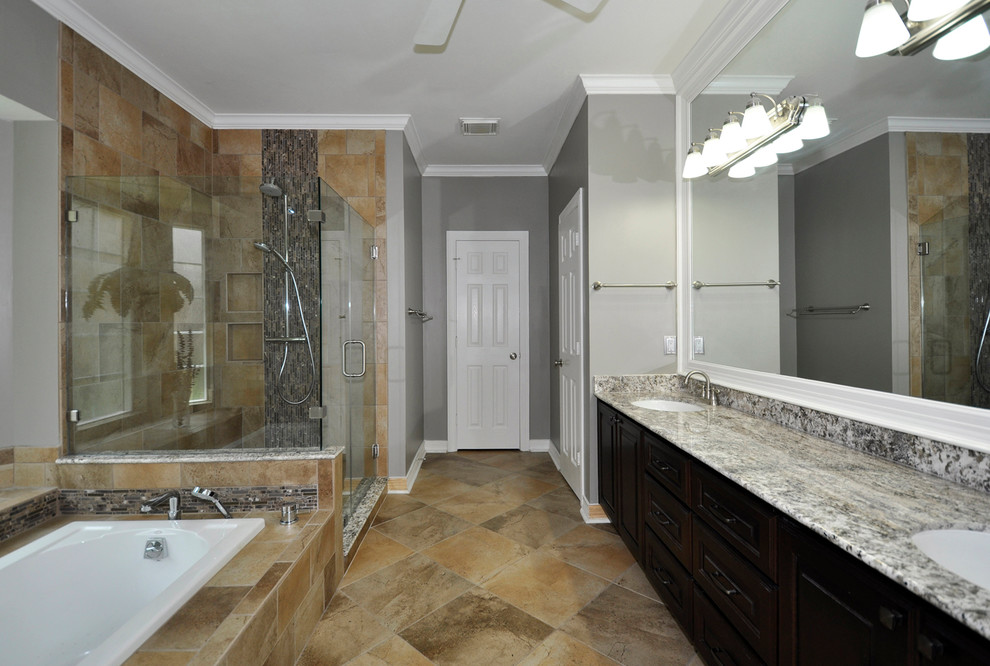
[673,0,990,455]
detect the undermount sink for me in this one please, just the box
[912,529,990,590]
[630,399,705,413]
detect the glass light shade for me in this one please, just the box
[772,131,804,154]
[682,147,708,179]
[907,0,966,22]
[855,1,910,57]
[750,145,778,168]
[742,99,773,139]
[719,118,747,154]
[797,104,831,140]
[933,15,990,60]
[701,132,727,167]
[728,160,756,179]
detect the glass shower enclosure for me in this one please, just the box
[65,174,377,525]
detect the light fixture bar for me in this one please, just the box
[705,96,808,177]
[895,0,990,55]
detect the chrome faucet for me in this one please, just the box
[192,487,232,519]
[141,490,182,520]
[684,370,717,406]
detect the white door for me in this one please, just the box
[557,190,585,496]
[449,234,528,450]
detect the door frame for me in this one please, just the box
[446,230,530,452]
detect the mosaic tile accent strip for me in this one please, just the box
[59,485,318,516]
[969,134,990,408]
[261,130,322,448]
[594,374,990,494]
[0,490,59,543]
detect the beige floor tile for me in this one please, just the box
[347,636,432,665]
[407,472,478,505]
[482,550,610,628]
[525,485,584,522]
[341,529,415,586]
[297,594,392,666]
[538,523,637,580]
[422,525,532,584]
[517,631,620,665]
[481,504,579,549]
[372,493,427,526]
[517,460,567,486]
[614,562,661,602]
[419,456,513,486]
[342,553,474,632]
[373,505,473,551]
[400,588,553,666]
[476,450,551,472]
[560,584,696,666]
[433,485,528,524]
[481,473,558,503]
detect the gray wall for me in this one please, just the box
[794,135,893,391]
[385,132,425,477]
[778,175,797,376]
[421,176,551,443]
[0,0,58,119]
[548,101,590,462]
[0,121,12,438]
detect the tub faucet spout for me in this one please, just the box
[192,487,232,519]
[140,491,181,520]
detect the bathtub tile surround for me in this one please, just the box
[59,486,318,516]
[0,489,59,541]
[595,377,990,640]
[596,374,990,494]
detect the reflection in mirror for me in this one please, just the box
[690,0,990,409]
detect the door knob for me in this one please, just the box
[553,359,564,367]
[510,352,518,360]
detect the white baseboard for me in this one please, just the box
[529,439,551,452]
[387,440,427,494]
[546,442,561,469]
[581,499,611,524]
[424,440,449,454]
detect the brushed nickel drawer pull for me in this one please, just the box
[709,569,740,596]
[708,501,738,525]
[652,459,672,471]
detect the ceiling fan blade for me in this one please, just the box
[558,0,602,13]
[414,0,465,46]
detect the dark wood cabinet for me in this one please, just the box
[917,606,990,666]
[596,402,618,523]
[779,518,913,666]
[597,401,641,555]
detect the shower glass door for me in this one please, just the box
[319,179,377,526]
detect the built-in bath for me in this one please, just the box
[0,518,264,666]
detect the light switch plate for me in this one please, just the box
[693,336,705,355]
[664,336,677,355]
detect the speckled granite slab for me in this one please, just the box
[55,447,344,464]
[595,378,990,641]
[343,476,387,557]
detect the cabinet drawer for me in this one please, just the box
[644,473,692,569]
[694,587,765,666]
[643,431,691,503]
[643,525,694,635]
[694,524,777,664]
[693,465,777,579]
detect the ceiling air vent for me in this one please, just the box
[460,118,499,136]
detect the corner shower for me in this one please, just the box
[65,173,379,526]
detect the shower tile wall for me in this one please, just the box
[906,132,971,404]
[969,134,990,408]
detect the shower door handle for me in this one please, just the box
[342,340,366,378]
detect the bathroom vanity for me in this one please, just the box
[596,386,990,665]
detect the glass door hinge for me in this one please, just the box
[372,443,380,459]
[67,210,78,223]
[67,409,80,422]
[371,245,379,260]
[917,242,930,256]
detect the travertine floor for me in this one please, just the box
[296,450,699,665]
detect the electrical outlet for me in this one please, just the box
[693,336,705,355]
[664,336,677,355]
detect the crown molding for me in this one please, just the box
[703,74,793,97]
[32,0,214,126]
[542,76,589,173]
[790,116,990,174]
[211,114,412,130]
[580,74,676,95]
[422,164,547,177]
[671,0,789,101]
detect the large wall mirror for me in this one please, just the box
[685,0,990,449]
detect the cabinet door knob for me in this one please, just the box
[879,605,903,630]
[917,634,945,661]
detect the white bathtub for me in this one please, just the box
[0,518,265,666]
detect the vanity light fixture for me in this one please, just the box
[719,113,748,154]
[682,93,829,180]
[855,0,990,59]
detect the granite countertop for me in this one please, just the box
[595,385,990,641]
[56,447,344,464]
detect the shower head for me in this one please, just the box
[259,180,283,197]
[253,241,270,253]
[253,241,292,271]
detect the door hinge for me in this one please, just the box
[67,409,81,423]
[371,245,379,260]
[917,241,930,256]
[372,443,380,459]
[66,210,78,223]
